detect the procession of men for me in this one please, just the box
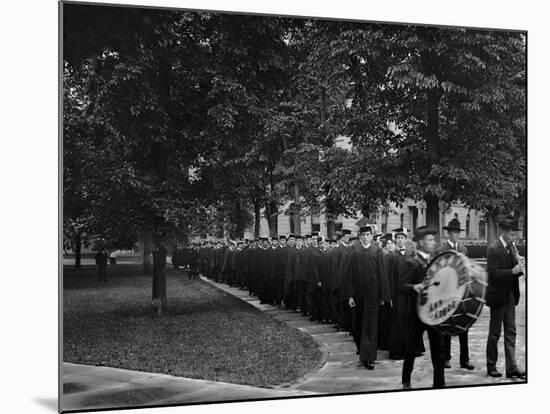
[172,217,526,389]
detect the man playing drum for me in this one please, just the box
[485,217,526,379]
[399,226,446,389]
[435,218,475,370]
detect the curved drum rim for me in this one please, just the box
[416,250,487,335]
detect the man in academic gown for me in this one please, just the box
[435,219,475,370]
[400,226,446,389]
[285,234,301,310]
[246,240,259,296]
[339,234,359,334]
[377,234,394,351]
[273,235,288,306]
[387,227,425,359]
[296,235,313,315]
[343,226,390,369]
[317,238,333,323]
[328,230,352,331]
[221,241,237,286]
[257,237,271,303]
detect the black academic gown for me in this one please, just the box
[377,250,393,350]
[273,246,288,305]
[343,243,390,364]
[387,248,425,359]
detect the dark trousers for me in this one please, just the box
[329,289,343,327]
[444,332,470,365]
[486,293,518,374]
[297,281,308,313]
[284,280,297,309]
[377,304,392,351]
[309,287,322,320]
[402,319,446,388]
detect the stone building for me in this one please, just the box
[243,200,490,241]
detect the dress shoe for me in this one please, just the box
[364,362,375,370]
[506,370,526,379]
[444,360,451,369]
[460,362,475,370]
[403,382,411,390]
[488,368,502,377]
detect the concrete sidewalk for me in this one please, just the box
[62,362,315,412]
[204,277,525,395]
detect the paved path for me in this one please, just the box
[62,363,315,412]
[203,276,526,394]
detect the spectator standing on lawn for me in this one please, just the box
[95,248,108,282]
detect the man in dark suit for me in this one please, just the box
[485,217,526,379]
[400,226,446,389]
[95,248,108,282]
[435,219,475,370]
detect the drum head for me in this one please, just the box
[417,251,469,326]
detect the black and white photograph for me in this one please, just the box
[59,0,528,412]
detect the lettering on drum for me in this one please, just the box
[417,253,468,326]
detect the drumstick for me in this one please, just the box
[422,281,440,289]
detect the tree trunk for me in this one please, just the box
[423,86,443,238]
[292,184,301,235]
[425,194,440,237]
[265,200,278,237]
[487,212,499,246]
[151,244,167,315]
[326,219,335,240]
[142,231,153,274]
[74,232,81,269]
[253,200,261,238]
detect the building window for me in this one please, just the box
[400,213,404,228]
[289,216,295,234]
[454,212,459,220]
[311,214,321,233]
[479,220,486,239]
[466,214,471,239]
[335,222,343,233]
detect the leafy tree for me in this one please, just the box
[318,24,526,238]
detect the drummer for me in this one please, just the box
[435,218,475,371]
[399,225,446,389]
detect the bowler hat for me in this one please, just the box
[413,225,438,242]
[392,227,408,238]
[383,233,394,242]
[443,218,464,232]
[499,217,521,231]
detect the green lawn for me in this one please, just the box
[63,265,323,387]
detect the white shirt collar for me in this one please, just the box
[417,250,430,261]
[361,242,371,249]
[447,240,456,250]
[499,236,507,249]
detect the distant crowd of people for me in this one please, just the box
[172,217,526,388]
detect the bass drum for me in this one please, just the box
[416,250,487,336]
